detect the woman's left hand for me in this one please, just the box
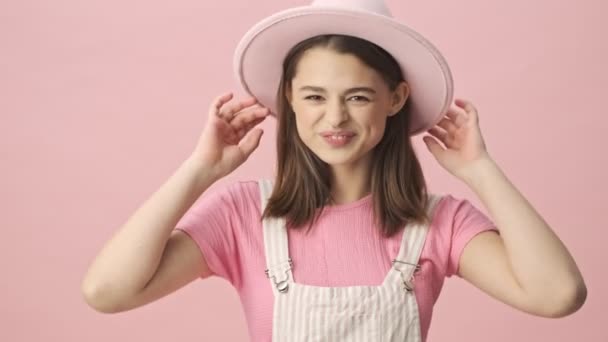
[423,98,491,181]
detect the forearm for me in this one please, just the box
[462,157,586,304]
[81,157,218,302]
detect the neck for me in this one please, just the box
[327,154,372,205]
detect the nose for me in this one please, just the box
[325,98,349,127]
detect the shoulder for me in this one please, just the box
[210,178,264,215]
[429,193,486,222]
[221,178,260,197]
[426,192,496,244]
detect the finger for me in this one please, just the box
[445,107,467,127]
[436,116,458,133]
[244,115,268,133]
[238,128,264,157]
[220,97,259,121]
[231,107,269,130]
[423,135,445,156]
[209,92,234,119]
[454,98,479,123]
[234,115,267,141]
[231,103,266,123]
[427,126,449,146]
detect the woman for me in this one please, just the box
[81,0,587,341]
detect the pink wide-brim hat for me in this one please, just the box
[233,0,454,136]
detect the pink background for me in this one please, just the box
[1,0,605,340]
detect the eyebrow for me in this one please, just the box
[297,86,377,95]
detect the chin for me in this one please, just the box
[319,156,355,166]
[312,148,360,166]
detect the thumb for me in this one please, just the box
[423,135,443,157]
[238,128,264,158]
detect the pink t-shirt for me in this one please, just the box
[175,179,499,342]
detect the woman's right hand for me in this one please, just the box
[189,91,271,179]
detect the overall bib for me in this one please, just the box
[259,179,442,342]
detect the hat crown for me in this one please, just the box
[311,0,392,17]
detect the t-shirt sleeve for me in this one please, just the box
[174,181,244,287]
[443,194,500,278]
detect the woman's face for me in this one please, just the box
[288,47,409,169]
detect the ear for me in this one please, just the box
[388,81,410,117]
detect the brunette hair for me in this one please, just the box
[261,34,431,238]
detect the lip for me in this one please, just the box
[322,134,355,147]
[319,130,356,137]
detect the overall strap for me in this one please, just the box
[259,179,293,294]
[392,194,443,291]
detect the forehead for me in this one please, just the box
[291,47,383,87]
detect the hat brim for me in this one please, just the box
[233,6,454,136]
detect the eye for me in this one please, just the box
[304,95,324,101]
[349,96,370,102]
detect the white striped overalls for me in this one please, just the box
[259,179,442,341]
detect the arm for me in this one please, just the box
[424,98,586,318]
[458,157,587,318]
[80,92,269,313]
[81,158,218,313]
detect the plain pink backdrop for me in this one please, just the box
[1,0,605,340]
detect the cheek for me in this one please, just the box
[293,108,320,134]
[364,118,389,146]
[293,114,316,145]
